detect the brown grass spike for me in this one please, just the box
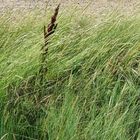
[39,4,60,82]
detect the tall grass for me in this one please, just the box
[0,5,140,140]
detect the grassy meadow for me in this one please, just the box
[0,2,140,140]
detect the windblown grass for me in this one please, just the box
[0,6,140,140]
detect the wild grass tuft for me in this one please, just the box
[0,4,140,140]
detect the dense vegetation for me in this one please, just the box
[0,6,140,140]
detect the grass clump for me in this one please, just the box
[0,5,140,140]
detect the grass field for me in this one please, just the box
[0,1,140,140]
